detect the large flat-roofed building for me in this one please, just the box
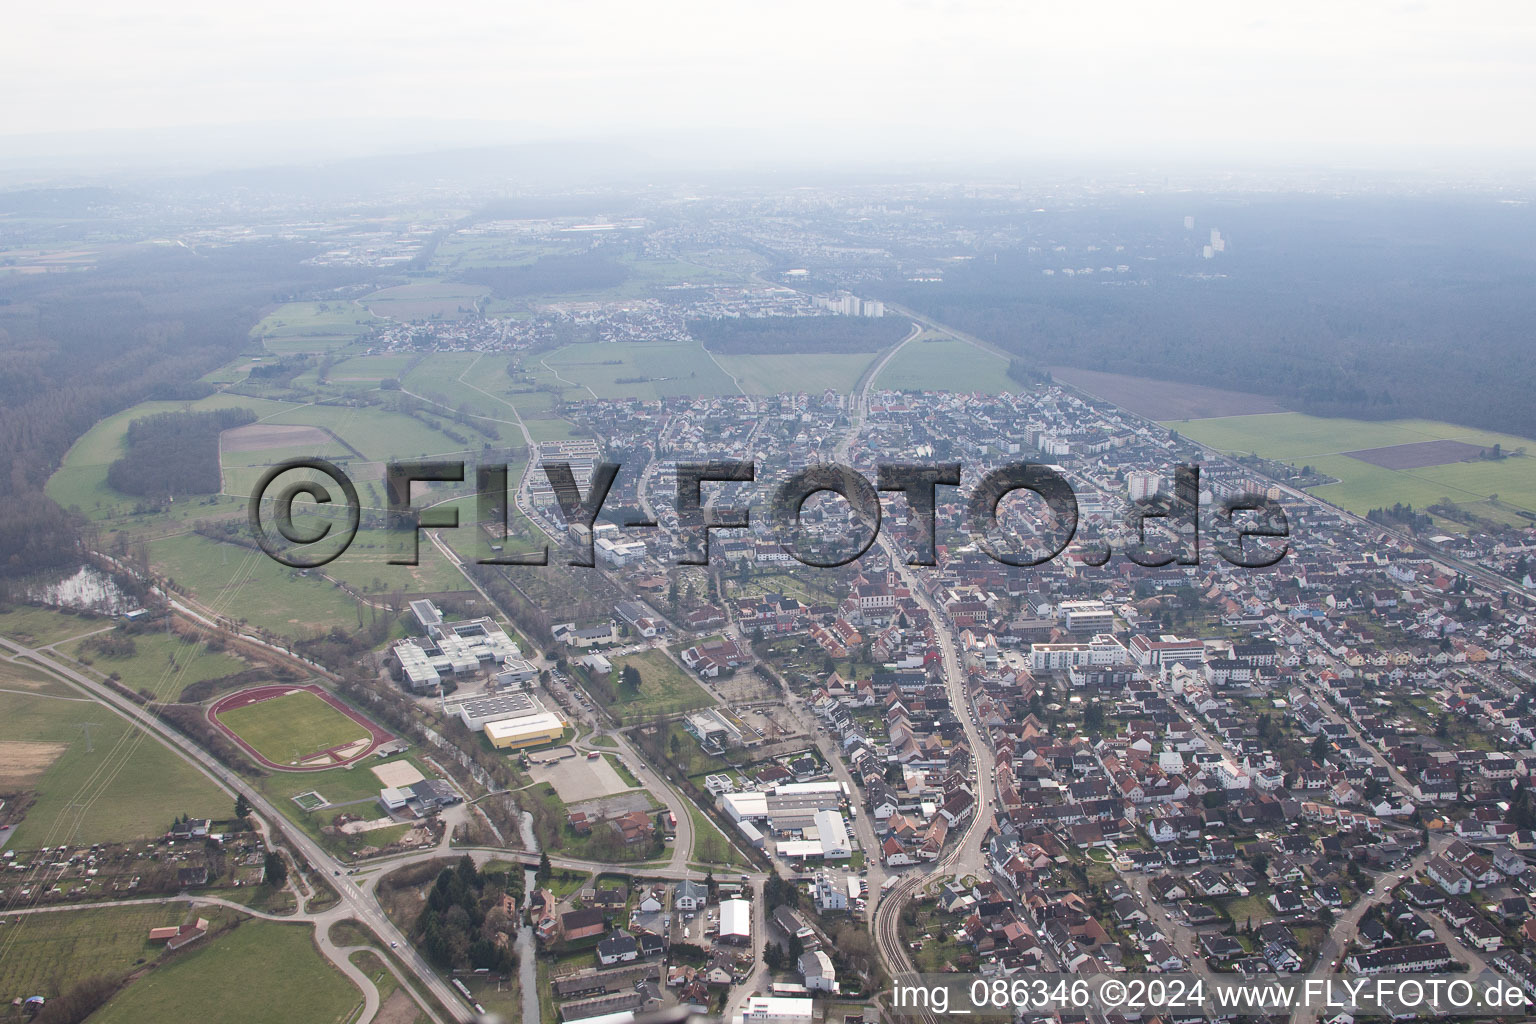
[484,711,567,750]
[390,601,526,694]
[1129,633,1207,668]
[496,659,539,689]
[595,535,648,567]
[814,809,852,858]
[719,898,752,945]
[394,640,442,692]
[736,996,813,1024]
[528,440,601,501]
[721,781,846,834]
[685,708,743,752]
[1029,634,1129,671]
[1056,600,1116,634]
[456,691,542,731]
[409,599,443,631]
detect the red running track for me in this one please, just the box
[207,683,394,772]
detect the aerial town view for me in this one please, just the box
[2,3,1536,1023]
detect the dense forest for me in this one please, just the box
[888,196,1536,437]
[0,241,373,578]
[456,253,628,299]
[106,407,257,499]
[689,314,909,354]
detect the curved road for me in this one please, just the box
[830,350,997,1013]
[0,633,469,1024]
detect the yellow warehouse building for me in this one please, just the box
[484,711,567,750]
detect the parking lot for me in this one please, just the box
[529,749,634,802]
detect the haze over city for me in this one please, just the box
[3,4,1536,1024]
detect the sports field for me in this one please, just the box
[90,920,360,1024]
[0,689,226,848]
[211,686,385,769]
[873,336,1014,393]
[1169,412,1536,517]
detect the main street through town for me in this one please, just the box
[824,328,1000,1015]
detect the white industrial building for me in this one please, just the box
[736,997,813,1024]
[814,809,852,858]
[776,809,852,862]
[719,898,751,945]
[455,691,543,731]
[720,781,846,835]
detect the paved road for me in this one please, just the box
[0,634,468,1024]
[828,357,998,1016]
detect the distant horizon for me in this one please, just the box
[6,1,1535,181]
[3,118,1535,189]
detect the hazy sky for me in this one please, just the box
[6,0,1536,167]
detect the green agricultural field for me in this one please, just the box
[474,252,729,312]
[321,524,475,596]
[323,354,417,382]
[1169,412,1536,516]
[0,903,191,1004]
[605,648,714,722]
[0,659,78,698]
[873,336,1014,393]
[147,533,364,638]
[402,352,526,423]
[0,605,114,647]
[712,352,878,395]
[215,690,370,766]
[422,490,544,564]
[362,281,489,321]
[538,341,740,400]
[0,689,227,848]
[400,352,588,444]
[45,392,297,520]
[430,235,564,273]
[251,300,381,356]
[91,920,360,1024]
[265,404,476,463]
[60,631,248,702]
